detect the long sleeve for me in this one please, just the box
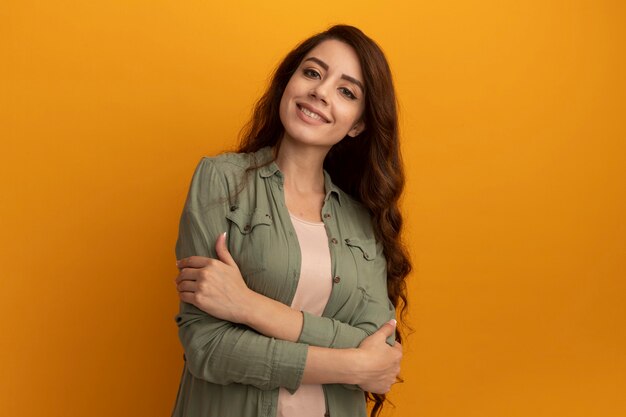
[175,158,308,392]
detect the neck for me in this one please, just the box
[273,141,330,194]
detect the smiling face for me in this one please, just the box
[278,39,366,151]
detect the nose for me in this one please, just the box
[309,82,329,105]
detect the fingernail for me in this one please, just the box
[389,319,397,326]
[223,232,227,239]
[176,260,181,267]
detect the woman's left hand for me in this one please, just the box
[175,232,252,323]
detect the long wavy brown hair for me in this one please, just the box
[236,25,411,417]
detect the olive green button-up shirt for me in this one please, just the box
[172,147,395,417]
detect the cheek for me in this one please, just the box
[278,89,291,126]
[338,103,364,127]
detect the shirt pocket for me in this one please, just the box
[345,237,377,267]
[343,237,378,323]
[225,207,273,291]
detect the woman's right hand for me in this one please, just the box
[354,320,403,394]
[175,233,255,324]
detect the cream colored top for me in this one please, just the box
[277,214,333,417]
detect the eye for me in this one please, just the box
[339,87,357,100]
[303,68,321,79]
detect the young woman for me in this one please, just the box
[172,25,411,417]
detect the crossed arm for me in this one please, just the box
[173,158,401,393]
[175,232,401,393]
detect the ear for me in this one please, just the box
[347,120,365,138]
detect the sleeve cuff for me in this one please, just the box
[271,339,308,393]
[298,311,335,347]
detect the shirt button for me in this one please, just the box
[333,276,341,284]
[243,224,251,232]
[323,213,331,219]
[331,238,338,244]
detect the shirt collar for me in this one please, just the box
[323,170,343,206]
[257,146,343,206]
[257,146,278,178]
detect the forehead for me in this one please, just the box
[301,39,363,80]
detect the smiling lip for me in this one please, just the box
[297,103,330,123]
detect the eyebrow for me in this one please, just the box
[303,57,365,94]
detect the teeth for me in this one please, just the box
[300,105,322,120]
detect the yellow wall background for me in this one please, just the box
[2,1,625,416]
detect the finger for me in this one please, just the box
[179,291,196,305]
[215,232,237,267]
[375,319,397,338]
[175,267,199,285]
[176,280,197,293]
[176,256,213,270]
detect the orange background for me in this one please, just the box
[2,1,625,416]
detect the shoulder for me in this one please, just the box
[192,148,271,184]
[185,152,250,206]
[187,148,273,205]
[196,151,257,175]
